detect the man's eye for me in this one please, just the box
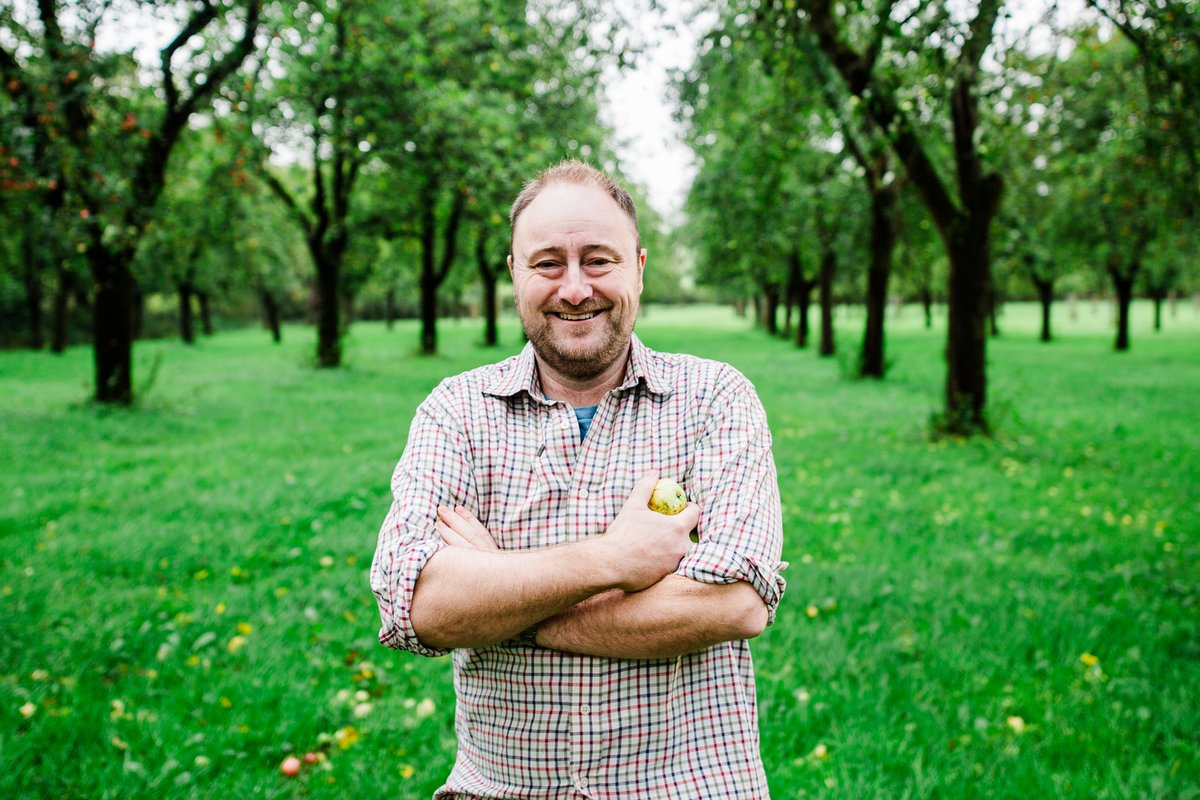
[533,261,562,271]
[587,258,613,269]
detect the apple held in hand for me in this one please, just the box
[647,478,687,515]
[647,478,700,542]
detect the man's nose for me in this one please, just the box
[556,263,593,306]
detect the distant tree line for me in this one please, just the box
[1,0,691,399]
[2,1,1196,439]
[676,0,1199,434]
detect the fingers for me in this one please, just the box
[436,505,500,551]
[451,506,500,551]
[435,516,472,547]
[622,471,660,510]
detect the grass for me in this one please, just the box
[2,300,1197,799]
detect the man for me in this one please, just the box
[371,160,786,799]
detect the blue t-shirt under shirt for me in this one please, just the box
[573,405,598,440]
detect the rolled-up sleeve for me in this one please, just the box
[675,372,788,625]
[370,389,475,656]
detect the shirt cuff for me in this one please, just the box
[372,536,452,657]
[676,542,788,626]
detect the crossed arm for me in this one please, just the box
[409,474,769,659]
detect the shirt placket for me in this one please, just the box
[568,662,604,799]
[567,397,613,799]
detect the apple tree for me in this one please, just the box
[0,0,262,402]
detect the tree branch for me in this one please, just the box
[160,1,220,114]
[436,188,468,286]
[961,0,1003,72]
[476,226,498,283]
[800,0,959,229]
[260,168,314,235]
[175,1,262,121]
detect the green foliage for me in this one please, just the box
[2,304,1198,797]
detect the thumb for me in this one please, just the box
[623,471,659,510]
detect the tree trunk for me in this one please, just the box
[1033,277,1053,342]
[818,248,836,357]
[91,249,135,404]
[417,184,465,356]
[1112,269,1135,351]
[420,228,439,355]
[385,287,396,330]
[51,266,74,354]
[859,186,896,377]
[921,286,933,329]
[782,280,794,338]
[313,242,342,367]
[1151,291,1164,331]
[477,235,499,347]
[178,281,195,344]
[763,283,780,336]
[796,280,814,348]
[943,226,990,431]
[260,289,282,343]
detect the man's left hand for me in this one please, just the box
[435,505,500,551]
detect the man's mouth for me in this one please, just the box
[550,310,603,321]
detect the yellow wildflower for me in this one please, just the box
[335,725,360,749]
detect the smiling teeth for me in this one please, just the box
[558,312,597,320]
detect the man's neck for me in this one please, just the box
[537,352,629,408]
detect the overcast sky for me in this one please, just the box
[599,3,712,225]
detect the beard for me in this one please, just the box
[520,300,637,382]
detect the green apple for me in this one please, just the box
[648,478,687,515]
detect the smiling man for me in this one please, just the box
[371,161,787,799]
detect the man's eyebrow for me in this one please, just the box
[523,242,625,261]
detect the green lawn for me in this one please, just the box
[2,301,1197,798]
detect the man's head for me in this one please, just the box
[507,161,646,384]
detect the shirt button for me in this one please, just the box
[576,777,589,789]
[579,488,590,498]
[580,704,590,715]
[560,419,571,431]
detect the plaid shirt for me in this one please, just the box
[371,334,787,799]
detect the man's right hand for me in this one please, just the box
[599,472,700,592]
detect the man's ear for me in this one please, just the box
[507,254,515,279]
[637,248,647,294]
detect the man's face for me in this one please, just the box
[508,182,645,383]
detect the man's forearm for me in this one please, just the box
[411,539,620,649]
[536,575,769,659]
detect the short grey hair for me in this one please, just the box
[509,160,641,254]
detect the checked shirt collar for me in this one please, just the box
[482,332,673,402]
